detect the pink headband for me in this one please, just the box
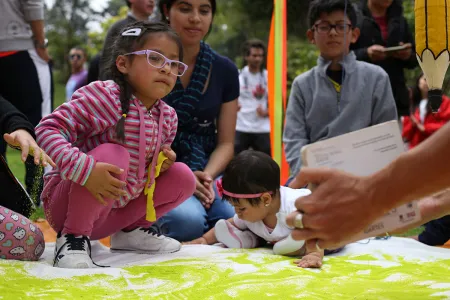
[216,179,273,199]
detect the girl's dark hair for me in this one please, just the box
[158,0,217,38]
[411,73,425,111]
[108,21,183,142]
[222,150,280,206]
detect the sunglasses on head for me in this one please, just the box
[70,54,82,60]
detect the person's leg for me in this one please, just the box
[418,215,450,246]
[44,143,129,268]
[0,51,50,195]
[252,133,272,156]
[108,162,196,252]
[214,219,259,248]
[0,154,36,217]
[0,205,45,261]
[206,177,235,230]
[153,195,209,242]
[28,49,52,118]
[44,144,129,236]
[234,131,251,155]
[0,51,48,200]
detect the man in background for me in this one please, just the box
[235,39,271,156]
[66,47,88,102]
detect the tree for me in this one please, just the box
[87,6,129,57]
[102,0,128,17]
[45,0,99,82]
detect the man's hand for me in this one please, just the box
[256,105,268,118]
[36,47,50,62]
[367,45,386,62]
[392,42,412,61]
[286,167,380,250]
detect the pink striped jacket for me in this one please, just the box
[35,80,178,207]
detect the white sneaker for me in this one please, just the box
[53,233,95,269]
[214,219,259,249]
[110,227,181,254]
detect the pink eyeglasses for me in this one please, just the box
[124,49,188,76]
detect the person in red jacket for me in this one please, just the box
[402,73,450,246]
[402,73,450,149]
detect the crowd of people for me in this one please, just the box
[0,0,449,269]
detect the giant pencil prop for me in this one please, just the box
[415,0,450,112]
[268,0,289,184]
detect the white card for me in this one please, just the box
[300,121,421,240]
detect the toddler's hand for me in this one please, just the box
[367,44,386,62]
[4,130,56,167]
[84,162,127,205]
[294,252,323,268]
[182,237,208,245]
[161,145,176,172]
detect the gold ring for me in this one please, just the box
[294,213,304,229]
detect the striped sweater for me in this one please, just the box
[35,80,178,207]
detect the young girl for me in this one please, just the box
[402,73,450,149]
[186,150,338,268]
[35,22,196,269]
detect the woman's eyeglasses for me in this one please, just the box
[124,50,188,76]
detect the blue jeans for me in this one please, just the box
[153,178,235,242]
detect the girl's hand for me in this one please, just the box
[182,237,208,245]
[410,115,425,132]
[193,171,214,208]
[161,145,176,172]
[84,162,127,205]
[3,130,56,167]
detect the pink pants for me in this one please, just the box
[42,144,196,240]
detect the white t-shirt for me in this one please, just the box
[419,99,428,123]
[236,66,271,133]
[233,186,311,242]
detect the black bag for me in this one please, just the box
[0,154,36,217]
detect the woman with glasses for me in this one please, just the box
[153,0,239,242]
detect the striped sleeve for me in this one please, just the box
[163,106,178,147]
[35,82,119,185]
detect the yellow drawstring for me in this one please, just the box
[144,151,168,222]
[122,113,127,118]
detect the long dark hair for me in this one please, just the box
[107,21,183,142]
[411,73,425,112]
